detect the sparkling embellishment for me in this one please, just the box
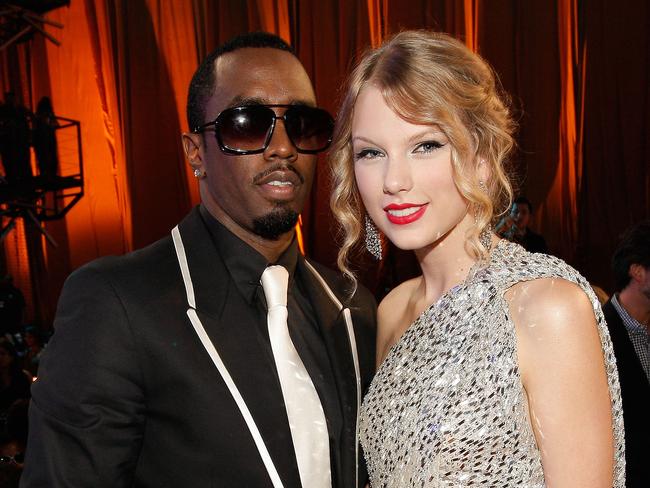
[365,213,382,260]
[479,226,492,252]
[359,240,625,487]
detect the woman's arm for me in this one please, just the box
[506,278,614,488]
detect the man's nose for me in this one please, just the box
[263,117,297,161]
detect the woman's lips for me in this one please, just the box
[383,203,428,225]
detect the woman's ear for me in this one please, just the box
[477,157,491,184]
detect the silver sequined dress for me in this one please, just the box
[359,240,625,487]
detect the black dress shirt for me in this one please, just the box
[199,205,344,485]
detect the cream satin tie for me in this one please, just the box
[260,265,332,488]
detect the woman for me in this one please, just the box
[330,31,624,487]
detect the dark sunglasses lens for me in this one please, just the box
[285,106,334,152]
[218,106,274,152]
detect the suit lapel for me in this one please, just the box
[297,258,360,488]
[175,209,301,487]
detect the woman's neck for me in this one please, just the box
[414,213,482,305]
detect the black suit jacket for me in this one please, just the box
[22,208,376,487]
[603,299,650,488]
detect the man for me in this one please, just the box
[602,221,650,487]
[22,32,376,487]
[495,196,548,253]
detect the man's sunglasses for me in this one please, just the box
[193,104,334,155]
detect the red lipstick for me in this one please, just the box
[383,203,428,225]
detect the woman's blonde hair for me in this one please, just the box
[330,30,516,285]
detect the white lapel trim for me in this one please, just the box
[172,225,284,488]
[171,227,196,308]
[303,260,362,488]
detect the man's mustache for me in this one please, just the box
[252,164,304,184]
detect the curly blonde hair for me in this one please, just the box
[330,30,516,284]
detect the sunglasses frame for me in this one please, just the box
[193,104,334,155]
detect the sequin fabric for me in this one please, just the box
[359,240,625,487]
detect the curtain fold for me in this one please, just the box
[367,0,386,47]
[551,0,580,263]
[145,0,201,205]
[252,0,292,44]
[84,0,132,252]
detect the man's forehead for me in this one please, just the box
[227,94,316,108]
[212,48,315,104]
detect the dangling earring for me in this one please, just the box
[479,225,492,252]
[364,214,382,260]
[477,180,492,252]
[193,168,204,178]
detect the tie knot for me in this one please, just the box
[260,265,289,309]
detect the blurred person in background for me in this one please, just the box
[495,196,548,253]
[602,220,650,487]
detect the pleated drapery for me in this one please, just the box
[1,0,648,325]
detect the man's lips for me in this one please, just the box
[383,202,428,225]
[253,165,304,186]
[257,172,300,187]
[255,169,303,200]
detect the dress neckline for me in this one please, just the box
[376,239,509,371]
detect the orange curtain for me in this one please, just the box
[549,0,581,263]
[367,0,387,47]
[1,0,648,324]
[144,0,201,205]
[464,0,478,51]
[42,1,131,264]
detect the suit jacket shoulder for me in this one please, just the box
[602,298,650,487]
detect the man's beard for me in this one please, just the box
[252,207,299,240]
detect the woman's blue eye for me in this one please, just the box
[354,149,383,160]
[415,141,444,153]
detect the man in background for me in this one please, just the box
[602,220,650,487]
[496,196,548,253]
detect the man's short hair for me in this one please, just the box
[186,32,295,131]
[612,220,650,291]
[514,196,533,213]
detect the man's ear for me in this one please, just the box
[629,263,646,284]
[182,132,203,173]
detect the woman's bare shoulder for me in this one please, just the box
[375,276,422,366]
